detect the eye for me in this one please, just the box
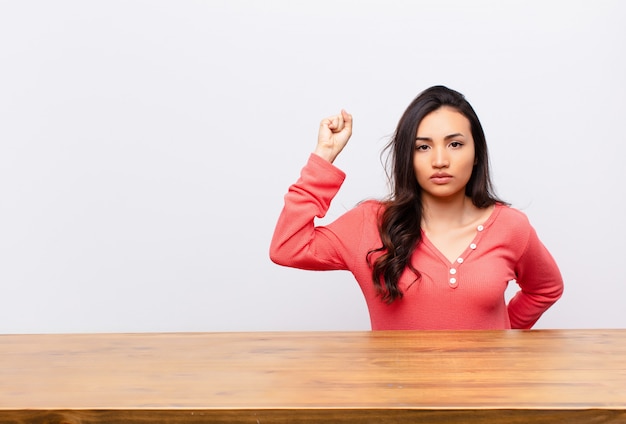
[415,144,430,151]
[449,141,463,148]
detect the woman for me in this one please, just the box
[270,85,563,330]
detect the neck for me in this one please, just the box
[421,193,475,228]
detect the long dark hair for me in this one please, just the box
[367,85,504,303]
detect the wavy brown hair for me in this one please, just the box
[367,86,505,303]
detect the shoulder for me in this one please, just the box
[331,199,384,229]
[355,199,385,218]
[488,203,537,249]
[337,199,384,225]
[323,199,384,242]
[488,203,533,238]
[492,203,532,227]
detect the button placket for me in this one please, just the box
[449,224,484,289]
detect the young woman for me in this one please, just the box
[270,85,563,330]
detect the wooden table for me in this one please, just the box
[1,330,625,423]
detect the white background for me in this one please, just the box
[1,0,624,333]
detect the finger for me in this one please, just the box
[326,115,339,132]
[320,117,335,136]
[341,109,353,132]
[328,111,346,133]
[334,112,345,133]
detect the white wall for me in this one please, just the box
[0,0,624,333]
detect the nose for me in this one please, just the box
[432,146,449,168]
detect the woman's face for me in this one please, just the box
[413,107,476,201]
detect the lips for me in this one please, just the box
[430,172,453,184]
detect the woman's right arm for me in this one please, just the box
[269,110,354,270]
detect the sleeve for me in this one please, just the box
[269,153,360,271]
[507,223,564,329]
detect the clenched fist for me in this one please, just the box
[314,109,353,163]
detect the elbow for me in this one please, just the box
[536,273,565,306]
[270,242,312,269]
[536,281,564,310]
[549,277,565,304]
[269,242,290,267]
[269,249,283,266]
[555,280,565,301]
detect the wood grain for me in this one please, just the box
[1,330,625,423]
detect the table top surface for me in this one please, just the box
[1,329,625,411]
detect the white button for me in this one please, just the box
[449,278,457,286]
[470,243,477,249]
[477,225,484,231]
[456,257,464,264]
[450,268,457,275]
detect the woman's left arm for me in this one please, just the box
[508,226,564,329]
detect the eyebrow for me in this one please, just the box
[415,133,465,142]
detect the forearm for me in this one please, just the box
[507,282,564,329]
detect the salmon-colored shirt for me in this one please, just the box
[270,154,564,330]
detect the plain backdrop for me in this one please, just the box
[1,0,624,333]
